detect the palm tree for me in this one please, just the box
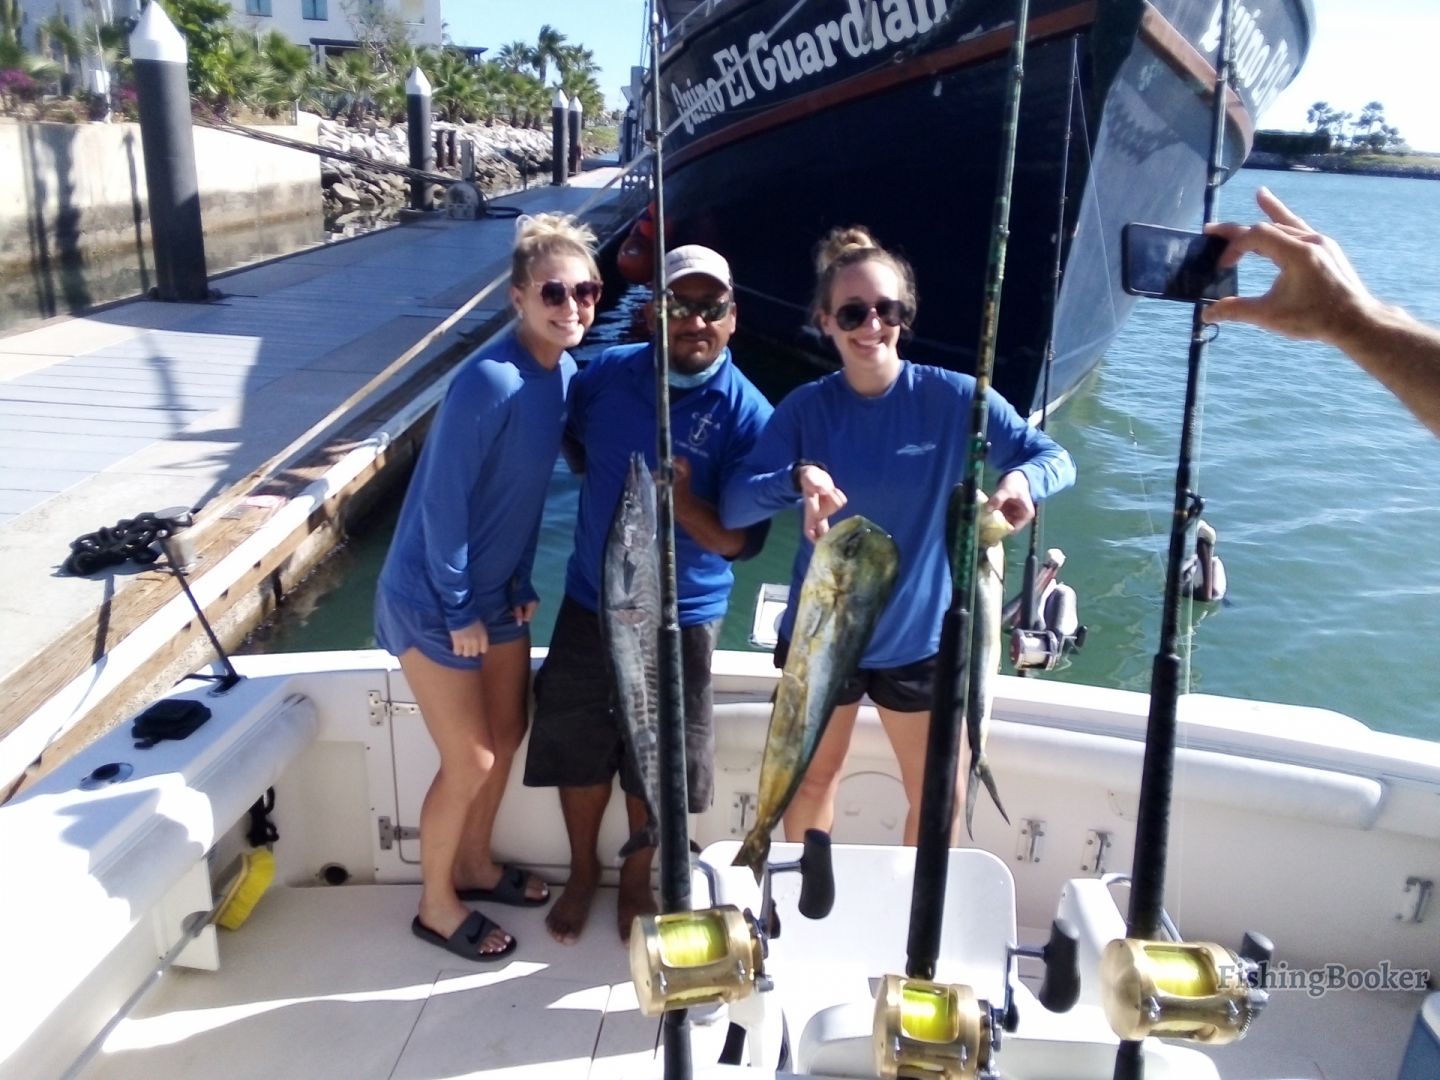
[38,15,80,94]
[320,48,386,124]
[496,40,533,75]
[559,66,602,124]
[258,30,318,118]
[0,0,20,51]
[555,44,592,80]
[428,47,484,123]
[533,24,567,84]
[1355,101,1386,139]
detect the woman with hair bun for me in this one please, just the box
[722,225,1076,847]
[375,212,600,959]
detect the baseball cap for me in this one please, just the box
[664,245,732,288]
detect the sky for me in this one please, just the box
[447,1,1440,151]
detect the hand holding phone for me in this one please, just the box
[1122,223,1238,303]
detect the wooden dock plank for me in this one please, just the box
[0,168,638,790]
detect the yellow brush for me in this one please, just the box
[215,849,275,930]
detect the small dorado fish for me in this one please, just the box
[601,453,663,858]
[733,516,900,881]
[964,490,1016,839]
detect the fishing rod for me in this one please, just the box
[1015,33,1079,669]
[646,4,695,1077]
[1111,1,1269,1076]
[905,0,1032,981]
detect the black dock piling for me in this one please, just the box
[406,67,433,211]
[568,95,583,175]
[551,89,570,186]
[129,3,208,302]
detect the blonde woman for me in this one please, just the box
[375,214,600,959]
[722,226,1075,847]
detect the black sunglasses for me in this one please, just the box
[664,291,733,324]
[538,280,603,307]
[833,298,913,332]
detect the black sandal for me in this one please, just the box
[411,911,517,962]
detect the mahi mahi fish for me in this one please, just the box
[601,452,663,858]
[732,516,900,881]
[961,488,1017,840]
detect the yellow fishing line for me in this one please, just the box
[1144,945,1217,997]
[655,915,728,968]
[899,984,959,1043]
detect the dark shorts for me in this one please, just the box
[374,586,528,671]
[524,595,719,812]
[774,636,936,714]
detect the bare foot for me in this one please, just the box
[617,864,658,943]
[546,869,598,945]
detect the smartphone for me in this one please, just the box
[1121,223,1238,303]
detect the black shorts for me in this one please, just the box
[774,637,936,714]
[524,595,720,812]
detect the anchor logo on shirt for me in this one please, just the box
[690,407,719,447]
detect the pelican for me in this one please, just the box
[1181,519,1227,602]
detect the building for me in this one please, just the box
[225,0,444,54]
[13,1,444,55]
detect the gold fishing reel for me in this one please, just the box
[873,974,999,1080]
[629,905,765,1017]
[1100,936,1270,1044]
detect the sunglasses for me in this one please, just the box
[833,298,913,332]
[537,280,602,307]
[664,292,733,324]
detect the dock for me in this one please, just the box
[0,166,635,793]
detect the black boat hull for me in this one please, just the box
[649,0,1313,414]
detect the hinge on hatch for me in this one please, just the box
[377,815,421,850]
[368,691,421,727]
[1397,876,1433,924]
[731,792,758,835]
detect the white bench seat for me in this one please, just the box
[0,678,317,1078]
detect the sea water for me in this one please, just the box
[243,168,1440,742]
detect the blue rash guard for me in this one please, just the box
[721,361,1076,668]
[378,331,575,631]
[563,342,774,627]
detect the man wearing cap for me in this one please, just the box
[524,245,773,944]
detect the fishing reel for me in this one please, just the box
[874,975,1001,1080]
[629,831,835,1017]
[1100,931,1272,1044]
[873,920,1081,1079]
[629,904,765,1017]
[1009,548,1086,672]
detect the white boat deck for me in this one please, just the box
[76,882,1422,1080]
[80,883,669,1080]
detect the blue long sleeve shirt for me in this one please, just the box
[563,342,774,626]
[721,361,1075,668]
[379,332,575,630]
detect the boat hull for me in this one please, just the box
[650,0,1312,413]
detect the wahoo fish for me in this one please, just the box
[733,516,900,881]
[601,453,662,858]
[963,489,1016,839]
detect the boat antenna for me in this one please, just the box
[1017,33,1080,646]
[646,4,695,1078]
[1113,2,1237,1078]
[906,0,1032,980]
